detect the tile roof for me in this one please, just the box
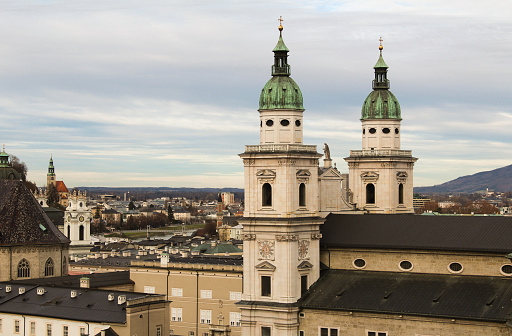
[55,181,69,193]
[301,269,512,322]
[322,214,512,253]
[9,271,134,288]
[0,180,70,246]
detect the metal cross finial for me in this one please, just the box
[379,36,383,51]
[278,16,284,31]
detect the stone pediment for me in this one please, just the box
[297,261,313,270]
[256,169,276,177]
[255,261,276,271]
[296,169,311,177]
[319,167,342,178]
[361,171,379,182]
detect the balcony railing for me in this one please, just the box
[372,80,390,89]
[272,64,290,76]
[349,149,412,157]
[245,144,317,153]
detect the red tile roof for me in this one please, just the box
[55,181,68,193]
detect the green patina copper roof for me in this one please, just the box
[374,52,388,69]
[362,90,401,120]
[0,149,21,180]
[272,32,289,52]
[259,76,304,110]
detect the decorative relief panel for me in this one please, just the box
[275,234,298,242]
[347,162,359,169]
[296,169,311,183]
[258,240,275,260]
[298,239,310,260]
[256,169,276,184]
[381,162,397,168]
[278,160,296,166]
[243,159,255,166]
[361,171,379,182]
[311,233,322,240]
[243,234,256,241]
[396,171,408,183]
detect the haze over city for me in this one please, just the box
[1,0,511,188]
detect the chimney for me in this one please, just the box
[118,295,126,305]
[71,290,78,298]
[80,277,90,288]
[19,287,25,294]
[37,287,45,296]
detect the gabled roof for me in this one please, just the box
[0,180,70,246]
[321,214,512,254]
[55,181,68,193]
[302,269,512,322]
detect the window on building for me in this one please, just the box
[17,258,30,278]
[63,325,69,336]
[301,275,308,295]
[262,183,272,207]
[189,332,195,336]
[366,183,375,204]
[320,328,339,336]
[14,320,20,333]
[398,183,404,204]
[262,326,271,336]
[67,225,70,238]
[30,321,36,335]
[200,310,212,324]
[172,288,183,297]
[200,289,212,299]
[79,225,84,240]
[80,327,86,335]
[0,318,3,332]
[230,291,242,301]
[367,331,387,336]
[46,324,52,336]
[156,325,162,336]
[299,331,305,336]
[230,312,241,326]
[171,308,182,322]
[45,258,54,277]
[261,276,271,297]
[299,183,306,207]
[144,286,155,294]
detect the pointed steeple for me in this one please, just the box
[373,38,389,89]
[271,18,290,76]
[48,155,55,176]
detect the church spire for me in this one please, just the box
[48,155,55,176]
[271,17,290,76]
[373,37,389,89]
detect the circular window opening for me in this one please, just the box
[369,128,376,134]
[280,119,290,126]
[448,262,463,273]
[353,258,366,269]
[266,119,274,127]
[382,128,390,134]
[295,120,301,127]
[395,128,399,134]
[501,264,512,275]
[399,260,413,271]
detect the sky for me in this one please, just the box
[1,0,511,188]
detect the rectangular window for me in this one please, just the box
[299,331,305,336]
[46,324,52,336]
[171,308,183,322]
[156,326,162,336]
[30,322,36,335]
[301,275,308,295]
[63,325,69,336]
[80,327,86,335]
[200,310,212,324]
[368,332,387,336]
[144,286,155,294]
[262,326,271,336]
[14,320,20,333]
[229,291,242,301]
[172,288,183,297]
[230,312,241,326]
[0,318,2,332]
[200,289,212,299]
[320,328,339,336]
[261,276,271,297]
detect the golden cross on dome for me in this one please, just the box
[278,16,284,31]
[379,36,383,50]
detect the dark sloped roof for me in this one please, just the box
[95,328,120,336]
[301,269,512,322]
[10,271,134,288]
[0,180,69,246]
[322,214,512,253]
[0,283,148,323]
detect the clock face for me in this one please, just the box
[79,216,84,222]
[298,239,310,260]
[258,240,275,260]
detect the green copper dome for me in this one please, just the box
[258,27,304,111]
[0,147,21,180]
[361,45,401,120]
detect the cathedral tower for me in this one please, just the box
[344,40,417,213]
[47,156,56,187]
[238,22,324,336]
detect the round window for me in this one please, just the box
[399,260,413,271]
[353,258,366,269]
[266,119,274,127]
[295,120,301,127]
[501,264,512,275]
[382,128,390,134]
[280,119,290,126]
[395,128,399,134]
[448,262,463,273]
[369,128,376,134]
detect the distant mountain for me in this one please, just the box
[414,164,512,194]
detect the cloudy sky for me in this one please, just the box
[1,0,511,188]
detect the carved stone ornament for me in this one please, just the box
[275,234,299,242]
[361,171,379,182]
[298,239,310,260]
[255,261,276,271]
[396,171,408,183]
[278,159,296,166]
[243,234,256,241]
[297,261,314,270]
[311,233,322,240]
[381,162,397,168]
[243,159,255,166]
[347,162,359,169]
[258,240,275,260]
[256,169,276,177]
[296,169,311,177]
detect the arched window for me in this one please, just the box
[398,183,404,205]
[45,258,54,277]
[79,225,84,241]
[366,183,375,204]
[299,183,306,207]
[67,225,70,239]
[262,183,272,207]
[18,259,30,278]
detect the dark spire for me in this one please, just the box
[373,37,389,89]
[271,17,290,76]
